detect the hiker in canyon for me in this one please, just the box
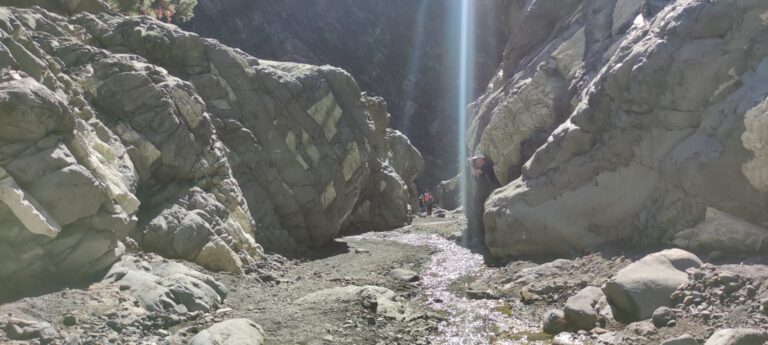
[466,153,501,249]
[424,191,435,216]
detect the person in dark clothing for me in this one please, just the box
[467,153,501,248]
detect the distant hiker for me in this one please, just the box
[467,153,501,248]
[418,194,426,215]
[424,191,434,216]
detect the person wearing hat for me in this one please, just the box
[467,152,501,248]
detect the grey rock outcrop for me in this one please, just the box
[189,318,266,345]
[469,0,768,258]
[342,97,423,234]
[184,0,508,188]
[602,249,702,322]
[0,4,421,297]
[102,254,227,313]
[0,5,262,295]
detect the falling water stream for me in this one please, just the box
[350,219,585,345]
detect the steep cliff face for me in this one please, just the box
[0,3,422,298]
[471,0,768,258]
[183,0,509,188]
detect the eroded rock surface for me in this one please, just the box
[102,254,227,314]
[469,0,768,258]
[0,4,421,298]
[603,249,702,322]
[183,0,508,188]
[189,318,266,345]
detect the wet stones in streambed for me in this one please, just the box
[464,281,500,300]
[189,318,266,345]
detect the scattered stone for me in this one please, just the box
[703,328,767,345]
[661,334,699,345]
[295,285,419,321]
[4,318,58,343]
[652,306,676,328]
[520,287,543,304]
[388,269,419,282]
[625,321,657,337]
[542,309,567,335]
[564,286,603,330]
[603,249,702,322]
[465,282,498,300]
[189,318,266,345]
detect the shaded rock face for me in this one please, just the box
[472,0,768,258]
[342,97,424,234]
[182,0,509,189]
[0,4,422,298]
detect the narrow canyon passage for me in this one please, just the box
[3,1,768,344]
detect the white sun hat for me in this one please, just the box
[468,153,486,161]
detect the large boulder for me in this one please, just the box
[189,319,266,345]
[704,329,768,345]
[674,208,768,254]
[564,286,604,330]
[295,285,418,321]
[73,14,422,250]
[102,254,227,313]
[602,249,702,322]
[662,334,699,345]
[478,0,768,258]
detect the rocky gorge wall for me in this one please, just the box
[182,0,509,189]
[465,0,768,258]
[0,2,422,299]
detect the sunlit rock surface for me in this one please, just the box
[472,0,768,257]
[0,4,422,297]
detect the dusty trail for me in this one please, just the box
[1,214,552,345]
[5,214,767,344]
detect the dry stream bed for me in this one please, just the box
[2,215,768,344]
